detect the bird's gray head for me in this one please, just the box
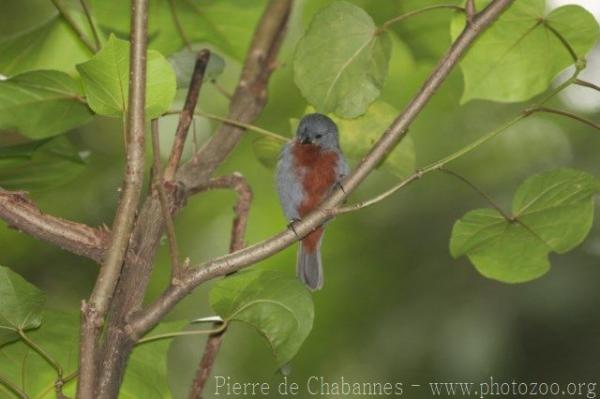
[296,113,340,149]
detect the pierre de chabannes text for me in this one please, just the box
[214,375,600,398]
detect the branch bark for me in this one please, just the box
[78,0,148,396]
[0,189,108,262]
[128,0,515,338]
[94,1,292,397]
[187,174,252,399]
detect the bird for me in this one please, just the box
[276,113,349,291]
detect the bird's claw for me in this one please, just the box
[287,219,301,238]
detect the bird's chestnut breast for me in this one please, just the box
[291,142,339,217]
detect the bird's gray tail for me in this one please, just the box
[297,242,323,291]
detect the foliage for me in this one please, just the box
[0,0,600,396]
[450,169,600,283]
[210,270,314,366]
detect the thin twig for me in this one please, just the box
[79,0,149,397]
[438,168,512,221]
[211,79,233,100]
[78,0,102,51]
[167,0,193,50]
[466,0,476,24]
[151,119,182,280]
[164,109,289,142]
[575,78,600,93]
[0,372,28,399]
[50,0,98,53]
[18,329,64,378]
[137,323,227,345]
[188,174,253,399]
[525,106,600,131]
[128,0,515,340]
[164,50,211,180]
[381,4,465,30]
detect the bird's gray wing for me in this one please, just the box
[276,143,303,221]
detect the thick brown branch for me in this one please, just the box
[79,0,149,397]
[94,1,292,397]
[128,0,515,337]
[164,50,210,180]
[0,190,108,262]
[187,174,252,399]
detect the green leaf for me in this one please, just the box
[89,0,266,59]
[0,266,45,346]
[0,310,182,398]
[0,70,93,139]
[252,136,284,170]
[210,270,314,366]
[0,16,93,76]
[0,137,87,191]
[76,35,176,118]
[325,101,415,178]
[0,311,78,398]
[450,169,600,283]
[451,1,600,103]
[294,1,391,118]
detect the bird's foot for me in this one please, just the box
[287,218,301,238]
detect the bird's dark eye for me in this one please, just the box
[315,134,323,139]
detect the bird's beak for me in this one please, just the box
[300,137,312,145]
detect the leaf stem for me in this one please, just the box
[18,329,64,378]
[136,323,227,345]
[525,106,600,131]
[196,111,290,142]
[542,20,579,64]
[49,0,98,53]
[78,0,102,51]
[438,168,513,221]
[575,78,600,93]
[381,4,465,30]
[0,372,28,399]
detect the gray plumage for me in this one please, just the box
[276,113,348,291]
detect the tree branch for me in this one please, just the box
[78,0,149,396]
[128,0,515,338]
[94,1,292,397]
[0,190,108,262]
[525,106,600,131]
[187,174,252,399]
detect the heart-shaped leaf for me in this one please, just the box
[0,70,93,139]
[450,169,600,283]
[76,35,176,118]
[210,270,314,366]
[451,1,600,103]
[0,266,45,346]
[0,137,87,191]
[294,1,391,118]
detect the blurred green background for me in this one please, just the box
[1,0,600,398]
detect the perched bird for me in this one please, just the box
[276,113,349,291]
